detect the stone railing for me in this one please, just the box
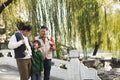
[0,49,14,57]
[51,50,101,80]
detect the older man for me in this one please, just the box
[8,23,32,80]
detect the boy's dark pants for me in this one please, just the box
[16,58,32,80]
[44,59,51,80]
[31,71,42,80]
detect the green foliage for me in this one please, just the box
[66,0,100,55]
[60,64,67,69]
[56,41,63,59]
[16,20,29,30]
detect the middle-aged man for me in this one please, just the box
[35,26,56,80]
[8,23,32,80]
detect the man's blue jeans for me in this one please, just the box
[31,72,42,80]
[44,59,51,80]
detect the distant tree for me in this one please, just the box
[0,0,13,14]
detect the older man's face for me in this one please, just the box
[22,30,31,37]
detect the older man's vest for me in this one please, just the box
[14,32,26,58]
[14,32,32,58]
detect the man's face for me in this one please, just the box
[40,28,47,38]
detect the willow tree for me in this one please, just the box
[23,0,39,39]
[1,0,120,59]
[23,0,68,59]
[24,0,101,57]
[0,0,30,42]
[65,0,100,57]
[0,0,16,42]
[97,0,120,58]
[0,0,13,14]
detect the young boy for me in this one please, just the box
[31,40,44,80]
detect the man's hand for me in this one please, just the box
[41,71,44,77]
[50,45,56,51]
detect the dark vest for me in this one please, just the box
[14,32,32,58]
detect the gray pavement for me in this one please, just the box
[0,65,19,80]
[0,65,63,80]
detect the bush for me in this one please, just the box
[7,52,12,57]
[110,57,120,68]
[0,53,4,57]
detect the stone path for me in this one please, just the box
[0,65,63,80]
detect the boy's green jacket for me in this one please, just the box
[31,50,44,73]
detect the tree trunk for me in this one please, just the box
[93,41,102,56]
[0,0,13,14]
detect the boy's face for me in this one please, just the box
[33,42,39,49]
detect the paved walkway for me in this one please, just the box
[0,65,63,80]
[0,65,19,80]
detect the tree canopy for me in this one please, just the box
[0,0,120,58]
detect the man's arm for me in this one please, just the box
[50,37,56,51]
[8,35,23,49]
